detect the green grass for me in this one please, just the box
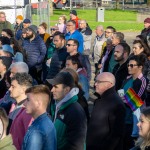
[49,9,143,31]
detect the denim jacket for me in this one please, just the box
[22,113,56,150]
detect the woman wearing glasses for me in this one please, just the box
[121,54,148,150]
[132,39,150,106]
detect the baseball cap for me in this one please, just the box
[23,19,31,24]
[70,10,77,16]
[47,72,75,87]
[144,18,150,23]
[1,44,14,55]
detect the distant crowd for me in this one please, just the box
[0,9,150,150]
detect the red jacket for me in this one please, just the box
[72,17,80,29]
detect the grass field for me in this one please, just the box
[50,9,143,31]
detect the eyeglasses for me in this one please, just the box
[95,80,112,84]
[105,31,112,34]
[127,64,138,68]
[51,28,57,31]
[66,44,76,47]
[67,24,73,26]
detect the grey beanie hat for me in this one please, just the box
[28,25,38,35]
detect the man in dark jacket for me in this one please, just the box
[46,33,69,79]
[141,17,150,47]
[66,39,91,80]
[23,25,46,83]
[103,32,124,73]
[86,72,126,150]
[113,42,131,91]
[47,71,87,150]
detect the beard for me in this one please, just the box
[26,33,34,39]
[114,53,124,62]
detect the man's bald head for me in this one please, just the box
[99,72,115,86]
[95,72,115,95]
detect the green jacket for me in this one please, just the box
[0,21,12,33]
[0,135,16,150]
[52,95,87,150]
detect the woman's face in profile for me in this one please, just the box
[137,114,150,138]
[58,17,64,24]
[127,60,141,76]
[133,43,144,55]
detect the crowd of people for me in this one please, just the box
[0,9,150,150]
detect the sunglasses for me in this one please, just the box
[127,64,138,68]
[51,28,57,31]
[66,44,76,47]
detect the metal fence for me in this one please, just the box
[61,0,149,10]
[25,1,50,33]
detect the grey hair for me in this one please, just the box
[96,25,104,32]
[113,32,124,42]
[10,62,29,73]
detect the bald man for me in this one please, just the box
[86,72,126,150]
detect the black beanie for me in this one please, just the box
[0,56,12,70]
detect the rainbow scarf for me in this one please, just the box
[124,88,144,111]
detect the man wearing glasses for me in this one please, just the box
[78,20,92,56]
[65,20,84,53]
[0,11,12,33]
[105,26,116,39]
[93,25,106,74]
[87,72,126,150]
[66,39,91,81]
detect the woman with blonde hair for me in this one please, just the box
[131,107,150,150]
[56,15,67,34]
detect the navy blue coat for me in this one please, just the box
[23,35,46,69]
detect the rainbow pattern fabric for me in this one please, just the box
[124,88,144,111]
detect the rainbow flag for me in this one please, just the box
[124,88,144,111]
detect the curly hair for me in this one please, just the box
[11,72,32,87]
[2,29,14,38]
